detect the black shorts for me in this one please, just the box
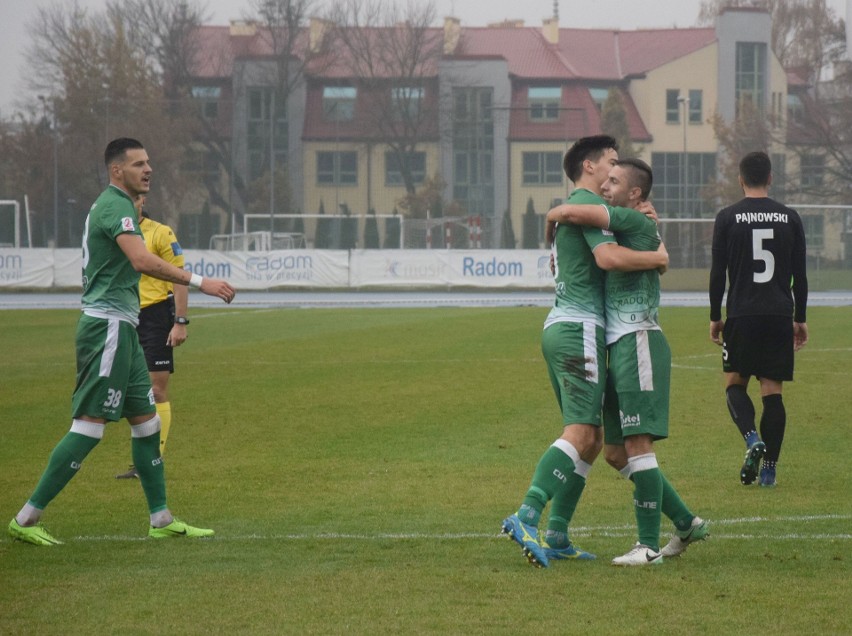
[137,297,175,373]
[722,315,794,381]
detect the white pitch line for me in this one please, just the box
[35,513,849,543]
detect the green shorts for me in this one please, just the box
[603,329,670,445]
[71,314,156,422]
[541,320,606,426]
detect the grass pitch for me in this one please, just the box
[0,305,849,634]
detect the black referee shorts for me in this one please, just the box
[136,297,176,373]
[722,315,794,381]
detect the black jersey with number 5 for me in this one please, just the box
[709,197,808,322]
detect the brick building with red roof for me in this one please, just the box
[185,6,813,249]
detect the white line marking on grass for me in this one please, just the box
[51,514,851,543]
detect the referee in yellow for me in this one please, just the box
[116,195,187,479]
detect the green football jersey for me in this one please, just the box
[604,206,662,344]
[81,185,143,324]
[545,188,616,329]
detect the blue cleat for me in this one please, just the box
[541,539,596,561]
[740,441,766,485]
[759,467,777,487]
[501,514,549,568]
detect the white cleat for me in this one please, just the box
[612,542,663,566]
[661,516,709,558]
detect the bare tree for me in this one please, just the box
[326,0,443,197]
[17,1,199,244]
[241,0,331,227]
[698,0,845,82]
[600,88,643,159]
[703,100,775,205]
[699,0,851,203]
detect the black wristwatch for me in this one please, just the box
[175,317,190,325]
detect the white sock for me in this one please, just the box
[150,509,174,528]
[16,502,43,526]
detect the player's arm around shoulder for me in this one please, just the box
[593,241,668,273]
[546,203,610,229]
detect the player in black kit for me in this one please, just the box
[709,151,808,488]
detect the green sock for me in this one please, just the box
[132,426,167,514]
[29,429,102,509]
[631,465,663,551]
[661,474,694,531]
[546,471,586,543]
[519,444,578,527]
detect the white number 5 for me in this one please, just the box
[752,229,775,283]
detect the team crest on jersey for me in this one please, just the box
[121,217,135,232]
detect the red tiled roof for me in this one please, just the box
[454,26,717,80]
[189,25,310,78]
[508,84,651,142]
[186,22,711,144]
[190,24,717,82]
[609,28,717,76]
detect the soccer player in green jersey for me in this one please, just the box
[501,136,668,567]
[545,158,709,564]
[8,138,236,546]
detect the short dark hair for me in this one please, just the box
[739,151,771,188]
[616,158,653,201]
[104,137,144,168]
[563,135,619,182]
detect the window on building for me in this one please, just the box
[522,152,563,185]
[802,215,824,250]
[787,93,804,124]
[391,87,423,120]
[323,86,357,121]
[452,87,494,215]
[650,152,717,217]
[247,87,287,182]
[800,153,824,188]
[666,89,680,123]
[183,149,219,179]
[192,86,221,120]
[769,91,786,126]
[736,42,766,114]
[688,89,703,124]
[589,87,609,113]
[317,151,357,185]
[385,151,426,186]
[528,87,561,121]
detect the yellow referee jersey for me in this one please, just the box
[139,216,185,309]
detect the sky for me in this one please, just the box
[1,0,849,116]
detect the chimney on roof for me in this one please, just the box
[229,20,257,37]
[444,16,461,55]
[542,16,558,45]
[310,17,333,53]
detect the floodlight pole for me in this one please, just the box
[677,96,690,218]
[39,95,60,247]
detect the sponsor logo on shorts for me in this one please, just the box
[620,410,641,429]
